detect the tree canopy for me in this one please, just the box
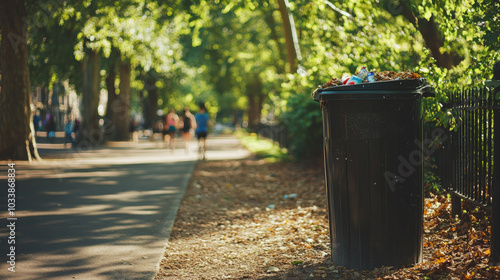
[1,0,498,159]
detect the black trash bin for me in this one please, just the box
[314,79,433,270]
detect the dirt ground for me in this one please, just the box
[154,155,500,280]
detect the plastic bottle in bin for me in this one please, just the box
[346,75,363,85]
[345,66,368,85]
[367,71,376,82]
[341,73,351,85]
[357,66,368,80]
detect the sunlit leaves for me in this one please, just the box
[26,0,499,141]
[276,0,499,156]
[471,0,500,50]
[178,0,285,122]
[74,0,187,80]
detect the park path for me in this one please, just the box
[0,133,250,280]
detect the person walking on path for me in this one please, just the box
[164,108,179,150]
[180,107,197,153]
[64,116,75,148]
[46,114,57,143]
[194,103,211,160]
[73,118,80,135]
[33,111,40,139]
[129,116,139,143]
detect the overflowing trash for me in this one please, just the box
[314,68,422,93]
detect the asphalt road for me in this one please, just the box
[0,134,250,280]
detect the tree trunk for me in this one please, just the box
[246,76,264,130]
[113,61,131,141]
[104,64,117,139]
[147,85,158,142]
[147,85,158,129]
[264,5,286,74]
[76,49,103,148]
[277,0,298,73]
[0,0,41,161]
[384,1,459,69]
[143,70,159,142]
[144,70,159,132]
[141,91,150,130]
[412,16,456,69]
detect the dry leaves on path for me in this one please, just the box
[155,156,500,280]
[155,157,329,280]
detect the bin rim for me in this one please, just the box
[313,78,435,101]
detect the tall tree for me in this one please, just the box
[77,49,102,148]
[180,0,283,126]
[114,60,131,141]
[381,0,460,69]
[104,56,118,139]
[143,69,159,132]
[246,74,265,129]
[0,0,41,161]
[27,0,110,147]
[277,0,298,73]
[81,2,186,141]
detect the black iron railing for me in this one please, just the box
[449,86,495,209]
[432,83,500,263]
[255,123,290,149]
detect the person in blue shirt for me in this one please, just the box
[64,116,74,148]
[46,114,56,143]
[194,103,210,160]
[33,111,40,139]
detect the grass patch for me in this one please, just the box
[236,131,289,162]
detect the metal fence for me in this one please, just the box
[432,84,500,263]
[449,86,495,209]
[254,123,290,149]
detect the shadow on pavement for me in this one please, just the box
[0,158,195,280]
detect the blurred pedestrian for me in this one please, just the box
[43,112,50,129]
[195,103,211,160]
[180,107,197,153]
[33,111,40,139]
[46,114,56,143]
[164,108,179,150]
[64,116,74,148]
[73,118,80,135]
[130,116,139,143]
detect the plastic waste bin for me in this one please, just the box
[313,79,434,269]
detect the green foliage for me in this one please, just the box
[471,0,499,50]
[73,1,186,69]
[238,131,289,162]
[396,0,499,130]
[179,0,285,123]
[159,66,221,114]
[24,0,499,160]
[28,1,82,88]
[424,156,443,195]
[280,79,323,160]
[277,0,499,159]
[278,0,426,159]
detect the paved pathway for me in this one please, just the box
[0,134,250,280]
